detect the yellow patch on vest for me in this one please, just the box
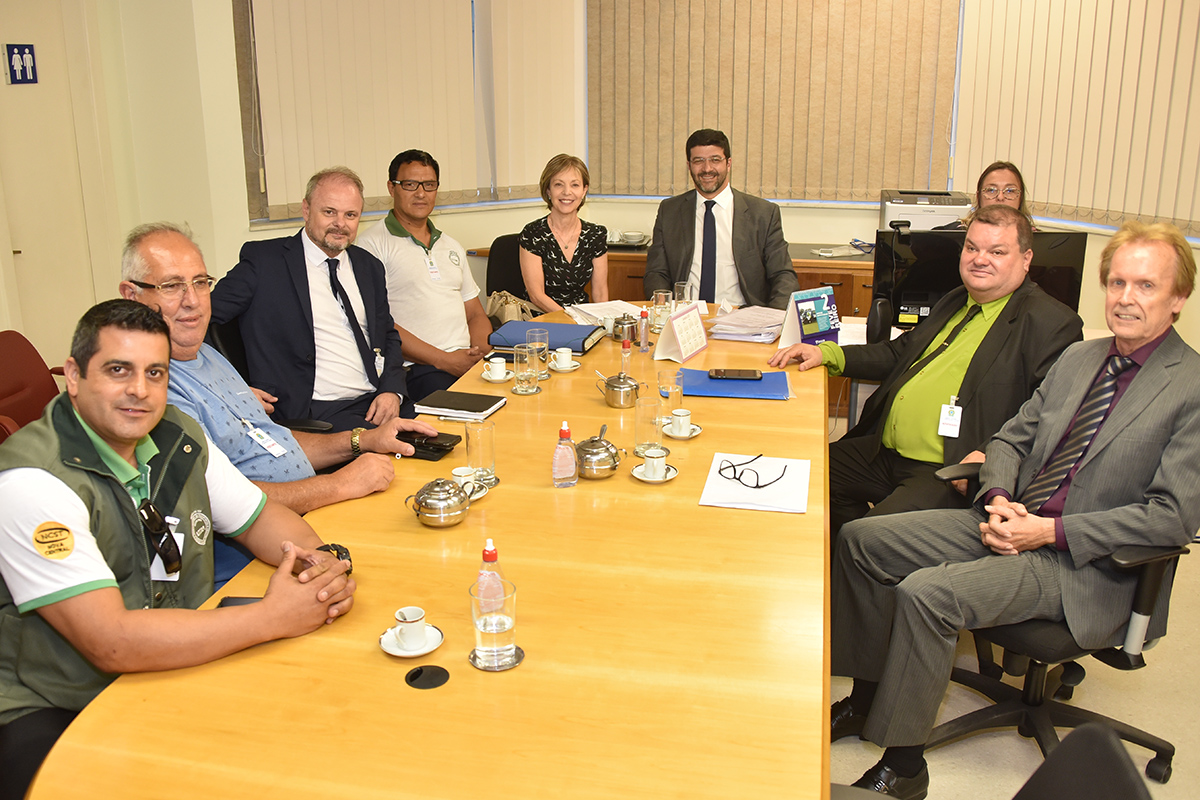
[33,522,74,560]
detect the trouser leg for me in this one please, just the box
[864,548,1065,746]
[829,437,900,535]
[0,707,78,800]
[831,507,990,682]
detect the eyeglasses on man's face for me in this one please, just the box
[129,277,215,298]
[981,185,1021,200]
[689,155,727,167]
[718,453,787,489]
[390,179,440,192]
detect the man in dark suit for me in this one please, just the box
[643,129,800,309]
[211,167,408,432]
[828,220,1200,798]
[770,204,1083,535]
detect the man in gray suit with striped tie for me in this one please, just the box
[830,220,1200,799]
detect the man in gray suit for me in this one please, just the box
[830,220,1200,799]
[643,129,800,309]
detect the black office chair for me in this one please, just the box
[485,233,525,298]
[205,317,332,433]
[929,465,1181,784]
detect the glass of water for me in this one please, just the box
[512,344,540,395]
[633,395,665,457]
[526,327,550,380]
[466,419,498,487]
[651,289,672,333]
[469,578,522,671]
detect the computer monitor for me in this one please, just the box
[870,229,1088,333]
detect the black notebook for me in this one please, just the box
[413,390,507,421]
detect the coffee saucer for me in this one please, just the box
[664,423,702,440]
[379,623,444,658]
[549,360,581,373]
[481,369,514,383]
[466,483,489,501]
[631,463,679,484]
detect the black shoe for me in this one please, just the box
[830,697,867,742]
[850,763,929,800]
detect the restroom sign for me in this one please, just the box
[6,45,37,85]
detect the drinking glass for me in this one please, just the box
[633,396,664,457]
[673,280,692,310]
[651,289,672,333]
[526,328,550,380]
[657,368,682,424]
[469,578,521,671]
[466,419,498,486]
[512,344,540,394]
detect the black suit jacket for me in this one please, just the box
[842,279,1083,465]
[210,231,407,422]
[643,188,800,309]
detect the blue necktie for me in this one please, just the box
[699,199,717,302]
[327,258,379,384]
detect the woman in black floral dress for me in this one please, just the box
[519,154,608,312]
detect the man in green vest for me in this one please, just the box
[0,300,357,800]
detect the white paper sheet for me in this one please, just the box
[698,453,811,513]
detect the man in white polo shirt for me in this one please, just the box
[357,150,492,407]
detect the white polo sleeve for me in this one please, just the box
[0,468,119,613]
[203,433,266,538]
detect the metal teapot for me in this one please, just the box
[405,478,473,528]
[595,371,645,409]
[611,313,639,342]
[575,425,626,479]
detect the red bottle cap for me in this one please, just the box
[640,309,649,317]
[623,339,631,349]
[482,538,498,562]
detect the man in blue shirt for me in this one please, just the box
[119,222,438,587]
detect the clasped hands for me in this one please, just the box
[979,496,1056,556]
[263,542,357,634]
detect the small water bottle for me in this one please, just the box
[638,309,650,352]
[552,420,578,488]
[620,339,632,375]
[477,538,506,612]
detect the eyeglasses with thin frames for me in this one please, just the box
[718,454,787,489]
[390,179,440,192]
[129,277,215,298]
[981,186,1020,200]
[137,499,182,576]
[689,155,726,167]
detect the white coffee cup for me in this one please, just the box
[486,357,506,380]
[393,606,427,651]
[643,446,668,480]
[671,409,692,437]
[602,316,615,334]
[554,347,573,369]
[451,466,476,486]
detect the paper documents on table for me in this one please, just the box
[707,305,786,343]
[698,453,811,513]
[565,300,644,325]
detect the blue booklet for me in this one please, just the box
[487,321,606,355]
[680,369,791,400]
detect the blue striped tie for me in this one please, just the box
[1020,354,1134,512]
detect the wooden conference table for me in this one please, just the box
[31,314,832,800]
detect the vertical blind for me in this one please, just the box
[587,0,961,200]
[246,0,581,220]
[955,0,1200,235]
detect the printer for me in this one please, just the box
[879,189,972,230]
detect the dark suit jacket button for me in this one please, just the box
[305,355,314,362]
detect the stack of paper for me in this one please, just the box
[698,453,811,513]
[565,300,644,325]
[707,305,786,343]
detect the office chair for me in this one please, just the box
[204,318,332,433]
[928,465,1181,784]
[0,414,19,444]
[0,330,63,431]
[485,233,525,298]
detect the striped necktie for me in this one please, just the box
[1020,354,1135,512]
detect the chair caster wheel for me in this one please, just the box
[1052,684,1075,701]
[1146,756,1172,783]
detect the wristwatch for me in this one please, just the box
[350,427,366,457]
[316,542,353,574]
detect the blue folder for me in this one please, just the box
[680,369,791,400]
